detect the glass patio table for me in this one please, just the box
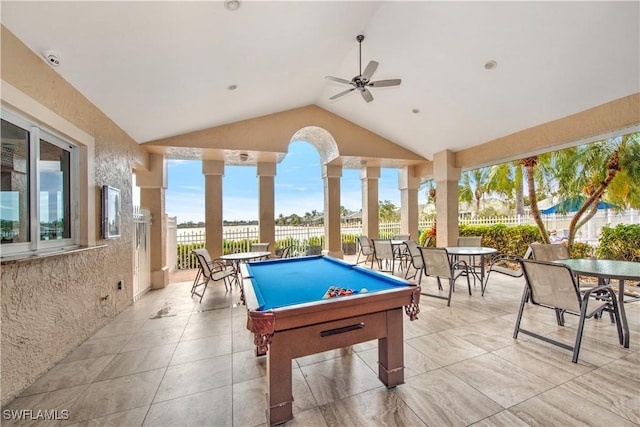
[445,247,498,293]
[553,258,640,348]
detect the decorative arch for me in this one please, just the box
[289,126,339,165]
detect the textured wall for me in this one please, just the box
[1,26,146,404]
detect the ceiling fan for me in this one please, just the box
[326,34,401,103]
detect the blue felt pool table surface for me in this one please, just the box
[244,255,412,311]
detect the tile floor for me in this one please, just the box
[3,257,639,427]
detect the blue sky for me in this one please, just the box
[165,141,403,223]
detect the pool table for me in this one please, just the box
[239,255,421,426]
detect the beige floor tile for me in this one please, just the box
[119,327,184,353]
[395,369,503,426]
[154,354,232,402]
[560,355,640,424]
[320,387,426,426]
[470,409,531,427]
[181,316,232,341]
[358,342,437,378]
[66,369,164,424]
[94,343,177,381]
[284,407,327,427]
[299,354,384,406]
[2,385,88,427]
[232,348,266,383]
[509,386,636,426]
[169,333,232,365]
[143,386,232,427]
[88,319,146,340]
[21,356,114,396]
[446,352,555,408]
[232,376,268,427]
[61,335,131,363]
[63,406,148,427]
[491,340,596,384]
[138,313,191,333]
[406,331,486,368]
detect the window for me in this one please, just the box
[1,109,78,255]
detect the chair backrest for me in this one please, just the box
[279,245,292,258]
[457,236,481,247]
[520,259,581,313]
[193,248,213,277]
[357,235,374,255]
[530,243,569,261]
[250,242,270,252]
[404,240,423,269]
[372,239,395,260]
[393,234,411,241]
[418,247,452,279]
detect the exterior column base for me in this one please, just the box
[323,249,344,259]
[151,266,169,289]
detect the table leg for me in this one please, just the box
[378,308,404,387]
[266,337,294,426]
[618,279,630,348]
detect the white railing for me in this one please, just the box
[133,206,151,300]
[173,210,638,269]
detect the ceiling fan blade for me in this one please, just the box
[361,61,378,80]
[369,79,402,87]
[325,76,353,85]
[329,88,355,100]
[361,88,374,103]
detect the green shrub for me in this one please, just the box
[459,224,543,256]
[596,224,640,261]
[570,242,593,259]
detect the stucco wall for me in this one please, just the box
[1,26,145,404]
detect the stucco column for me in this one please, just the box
[399,166,420,239]
[360,166,380,239]
[203,160,224,258]
[433,150,460,247]
[257,162,276,255]
[323,164,343,258]
[137,153,168,289]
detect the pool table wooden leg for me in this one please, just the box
[378,308,404,387]
[266,337,294,426]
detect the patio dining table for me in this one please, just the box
[445,246,498,292]
[553,258,640,348]
[220,251,271,282]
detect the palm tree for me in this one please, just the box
[487,162,526,216]
[459,168,490,214]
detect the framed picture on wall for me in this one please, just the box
[102,185,121,239]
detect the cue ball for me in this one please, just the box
[360,288,368,293]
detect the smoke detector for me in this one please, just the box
[42,50,62,67]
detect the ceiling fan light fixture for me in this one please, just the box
[484,60,498,70]
[224,1,241,11]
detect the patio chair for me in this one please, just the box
[250,242,270,259]
[191,248,236,302]
[514,259,622,363]
[404,240,424,283]
[483,246,534,295]
[418,246,472,306]
[530,242,569,261]
[276,245,293,259]
[372,239,396,274]
[456,236,483,282]
[355,235,375,265]
[392,234,411,269]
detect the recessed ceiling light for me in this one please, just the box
[227,84,238,91]
[239,153,249,161]
[412,108,420,114]
[484,60,498,70]
[224,1,241,11]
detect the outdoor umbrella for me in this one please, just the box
[541,195,616,214]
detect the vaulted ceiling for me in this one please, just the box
[2,1,638,164]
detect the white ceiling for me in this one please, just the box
[2,1,639,161]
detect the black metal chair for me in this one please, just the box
[483,246,534,295]
[404,240,424,283]
[418,247,472,306]
[191,248,235,302]
[514,259,623,363]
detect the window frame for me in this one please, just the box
[1,108,80,255]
